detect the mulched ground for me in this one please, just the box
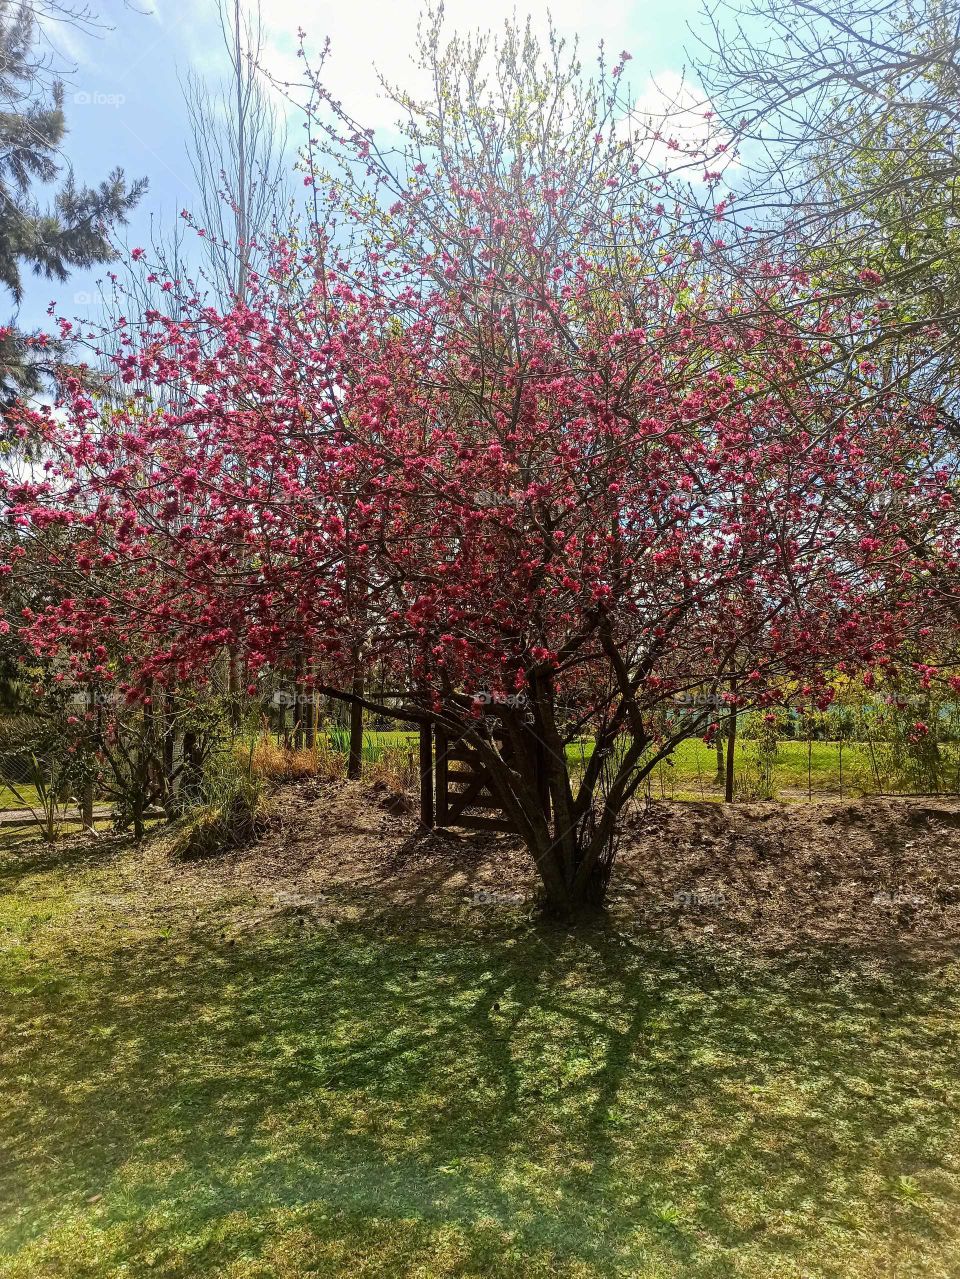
[161,779,960,956]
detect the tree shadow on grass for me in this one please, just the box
[0,834,115,883]
[1,906,959,1277]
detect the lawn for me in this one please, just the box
[566,737,953,800]
[0,784,41,813]
[355,731,952,800]
[641,737,883,799]
[2,831,959,1277]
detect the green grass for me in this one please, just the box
[358,731,952,798]
[580,737,956,801]
[354,731,847,792]
[364,730,421,749]
[0,784,41,812]
[0,818,123,852]
[268,728,956,800]
[643,737,862,797]
[2,836,960,1276]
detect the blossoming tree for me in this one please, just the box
[3,17,956,910]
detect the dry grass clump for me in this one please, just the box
[245,737,345,784]
[365,745,419,794]
[168,776,275,861]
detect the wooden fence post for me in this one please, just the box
[724,708,737,803]
[435,724,449,826]
[419,722,434,828]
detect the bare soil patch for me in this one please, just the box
[167,780,960,955]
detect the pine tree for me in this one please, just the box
[0,0,147,399]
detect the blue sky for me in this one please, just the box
[17,0,706,332]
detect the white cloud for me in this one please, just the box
[239,0,642,128]
[171,0,731,186]
[625,68,737,184]
[33,5,99,73]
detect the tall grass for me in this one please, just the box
[366,744,419,793]
[246,735,345,783]
[169,747,273,861]
[289,728,419,793]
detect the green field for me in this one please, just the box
[1,836,959,1277]
[630,737,935,799]
[356,731,947,800]
[0,785,42,813]
[0,729,948,844]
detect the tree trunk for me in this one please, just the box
[724,708,737,803]
[472,700,635,917]
[527,818,616,917]
[348,659,364,781]
[81,684,96,830]
[293,654,305,750]
[228,646,241,731]
[304,665,317,749]
[80,780,94,831]
[182,731,202,802]
[418,722,434,827]
[162,688,176,817]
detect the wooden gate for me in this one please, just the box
[431,723,549,833]
[435,724,515,831]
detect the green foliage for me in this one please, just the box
[2,749,70,841]
[0,709,94,835]
[736,712,782,800]
[0,711,55,778]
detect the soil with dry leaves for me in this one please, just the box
[164,779,960,956]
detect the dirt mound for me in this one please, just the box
[170,782,960,954]
[616,796,960,954]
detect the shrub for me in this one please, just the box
[169,756,273,861]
